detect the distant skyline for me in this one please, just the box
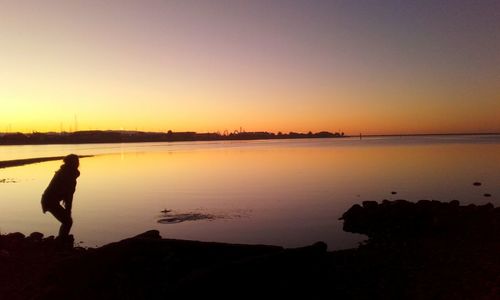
[1,0,499,135]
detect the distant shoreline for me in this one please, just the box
[0,130,344,146]
[0,130,498,147]
[360,132,500,138]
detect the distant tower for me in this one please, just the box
[74,114,78,132]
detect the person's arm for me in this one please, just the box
[64,194,73,213]
[63,174,77,213]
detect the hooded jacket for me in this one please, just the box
[42,164,80,212]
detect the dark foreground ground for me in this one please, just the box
[1,200,499,299]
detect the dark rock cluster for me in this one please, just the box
[338,200,500,299]
[0,232,81,299]
[1,200,499,299]
[341,199,500,240]
[0,230,328,299]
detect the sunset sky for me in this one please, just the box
[1,0,499,135]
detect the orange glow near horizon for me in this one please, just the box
[1,1,499,135]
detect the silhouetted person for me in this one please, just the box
[41,154,80,241]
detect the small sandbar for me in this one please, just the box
[0,155,93,169]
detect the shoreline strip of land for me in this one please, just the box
[0,155,93,169]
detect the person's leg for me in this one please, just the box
[47,204,73,237]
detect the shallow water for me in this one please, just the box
[1,136,499,249]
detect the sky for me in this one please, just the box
[0,0,499,135]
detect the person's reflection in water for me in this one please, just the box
[41,154,80,243]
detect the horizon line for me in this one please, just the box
[1,129,499,137]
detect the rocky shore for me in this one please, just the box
[1,200,499,299]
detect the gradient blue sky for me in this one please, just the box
[1,0,499,134]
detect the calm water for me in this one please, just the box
[1,136,499,249]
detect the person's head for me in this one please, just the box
[63,154,79,169]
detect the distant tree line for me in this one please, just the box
[0,130,345,145]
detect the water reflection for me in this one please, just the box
[0,137,498,249]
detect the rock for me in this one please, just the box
[473,182,482,186]
[484,193,492,197]
[339,204,362,220]
[44,235,55,242]
[341,199,500,240]
[362,201,378,209]
[132,230,162,240]
[5,232,25,240]
[0,200,498,299]
[28,232,44,241]
[479,203,494,211]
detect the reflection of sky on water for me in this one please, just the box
[0,136,499,249]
